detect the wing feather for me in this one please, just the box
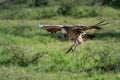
[71,25,89,32]
[40,25,62,33]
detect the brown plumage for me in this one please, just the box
[38,25,62,34]
[38,21,108,53]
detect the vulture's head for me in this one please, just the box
[38,23,44,29]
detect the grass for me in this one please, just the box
[0,6,120,19]
[0,16,120,80]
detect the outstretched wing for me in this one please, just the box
[44,26,62,34]
[38,24,62,34]
[71,20,108,32]
[72,25,90,31]
[71,25,101,33]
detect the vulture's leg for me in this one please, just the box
[72,40,79,51]
[66,44,75,53]
[66,40,79,53]
[67,33,84,53]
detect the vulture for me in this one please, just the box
[38,21,108,53]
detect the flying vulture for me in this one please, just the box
[38,21,108,53]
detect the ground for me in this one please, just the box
[0,17,120,80]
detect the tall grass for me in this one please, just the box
[0,6,120,19]
[0,1,120,79]
[0,17,120,79]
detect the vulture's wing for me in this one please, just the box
[72,25,90,31]
[38,24,62,34]
[71,25,91,34]
[82,34,95,40]
[71,21,108,32]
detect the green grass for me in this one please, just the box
[0,17,120,80]
[0,6,120,19]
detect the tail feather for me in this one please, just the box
[91,26,102,30]
[96,23,109,26]
[89,20,108,30]
[94,20,105,26]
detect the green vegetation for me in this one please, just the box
[0,6,120,19]
[0,17,120,80]
[0,0,120,80]
[0,0,120,19]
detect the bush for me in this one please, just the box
[29,0,48,7]
[109,0,120,8]
[70,6,100,18]
[3,7,57,20]
[0,43,44,67]
[70,7,86,18]
[12,25,32,36]
[57,0,75,15]
[39,7,57,19]
[86,7,100,17]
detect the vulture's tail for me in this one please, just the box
[89,20,108,30]
[91,26,102,30]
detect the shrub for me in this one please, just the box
[0,44,45,67]
[70,7,86,18]
[85,7,100,17]
[39,7,57,19]
[57,0,75,15]
[70,6,100,18]
[12,25,32,36]
[29,0,48,7]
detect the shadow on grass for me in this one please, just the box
[36,32,61,38]
[94,32,120,40]
[25,31,120,40]
[21,31,120,41]
[36,32,69,41]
